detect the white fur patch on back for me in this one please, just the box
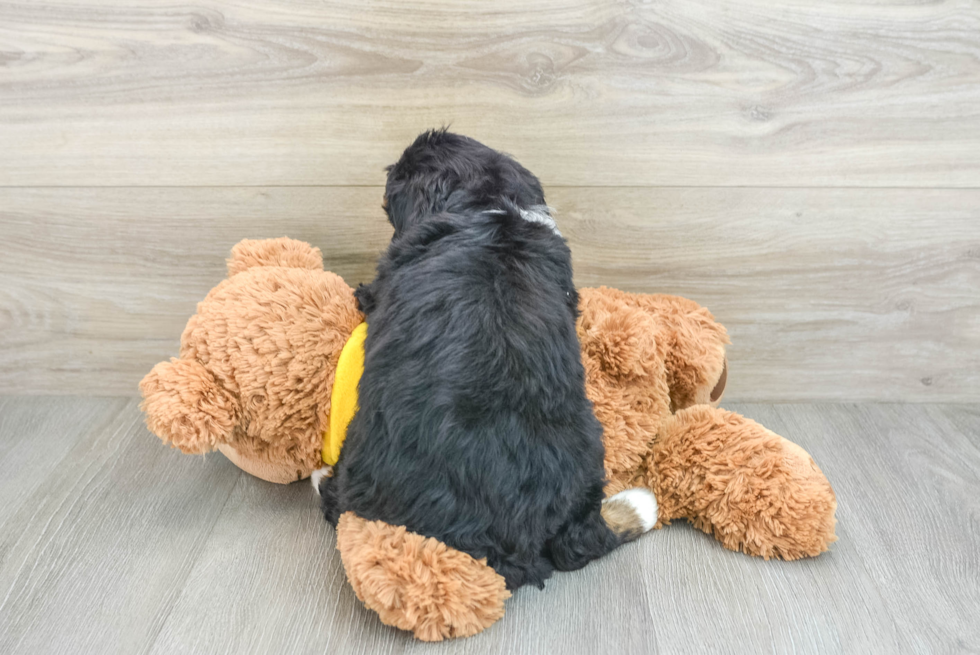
[310,466,332,496]
[484,205,561,237]
[519,205,561,237]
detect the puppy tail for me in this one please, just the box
[311,466,342,527]
[601,488,658,542]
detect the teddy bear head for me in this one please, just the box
[140,238,363,483]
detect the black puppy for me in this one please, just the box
[315,130,655,590]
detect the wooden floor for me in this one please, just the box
[0,397,977,654]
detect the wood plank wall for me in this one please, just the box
[1,0,978,400]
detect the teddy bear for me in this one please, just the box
[140,237,837,641]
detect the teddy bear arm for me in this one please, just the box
[646,405,837,560]
[335,512,511,641]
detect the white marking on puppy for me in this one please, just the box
[519,205,562,237]
[601,488,658,540]
[484,205,562,237]
[310,466,333,496]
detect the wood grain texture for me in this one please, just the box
[0,186,393,396]
[0,398,243,654]
[737,403,980,653]
[0,396,121,528]
[147,475,406,655]
[2,186,977,401]
[561,187,980,402]
[1,0,979,187]
[0,397,978,654]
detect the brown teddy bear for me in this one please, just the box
[140,237,837,641]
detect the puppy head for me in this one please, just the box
[383,129,546,235]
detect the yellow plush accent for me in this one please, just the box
[324,321,368,465]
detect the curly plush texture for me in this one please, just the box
[140,358,239,454]
[578,287,836,559]
[577,287,731,494]
[648,406,837,559]
[139,238,363,482]
[141,239,838,641]
[226,237,325,276]
[578,288,670,494]
[336,512,511,642]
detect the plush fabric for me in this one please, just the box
[650,406,837,559]
[336,512,510,641]
[140,237,363,482]
[577,287,836,559]
[140,237,837,641]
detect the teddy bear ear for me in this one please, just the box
[578,303,662,379]
[226,237,323,277]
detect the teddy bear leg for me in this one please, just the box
[646,406,837,560]
[139,358,239,455]
[335,513,511,641]
[226,237,324,277]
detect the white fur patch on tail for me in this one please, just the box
[604,488,658,533]
[310,466,333,496]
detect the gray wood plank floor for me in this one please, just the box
[0,397,977,654]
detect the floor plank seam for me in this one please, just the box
[140,468,244,655]
[0,399,134,619]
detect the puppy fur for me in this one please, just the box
[319,130,640,590]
